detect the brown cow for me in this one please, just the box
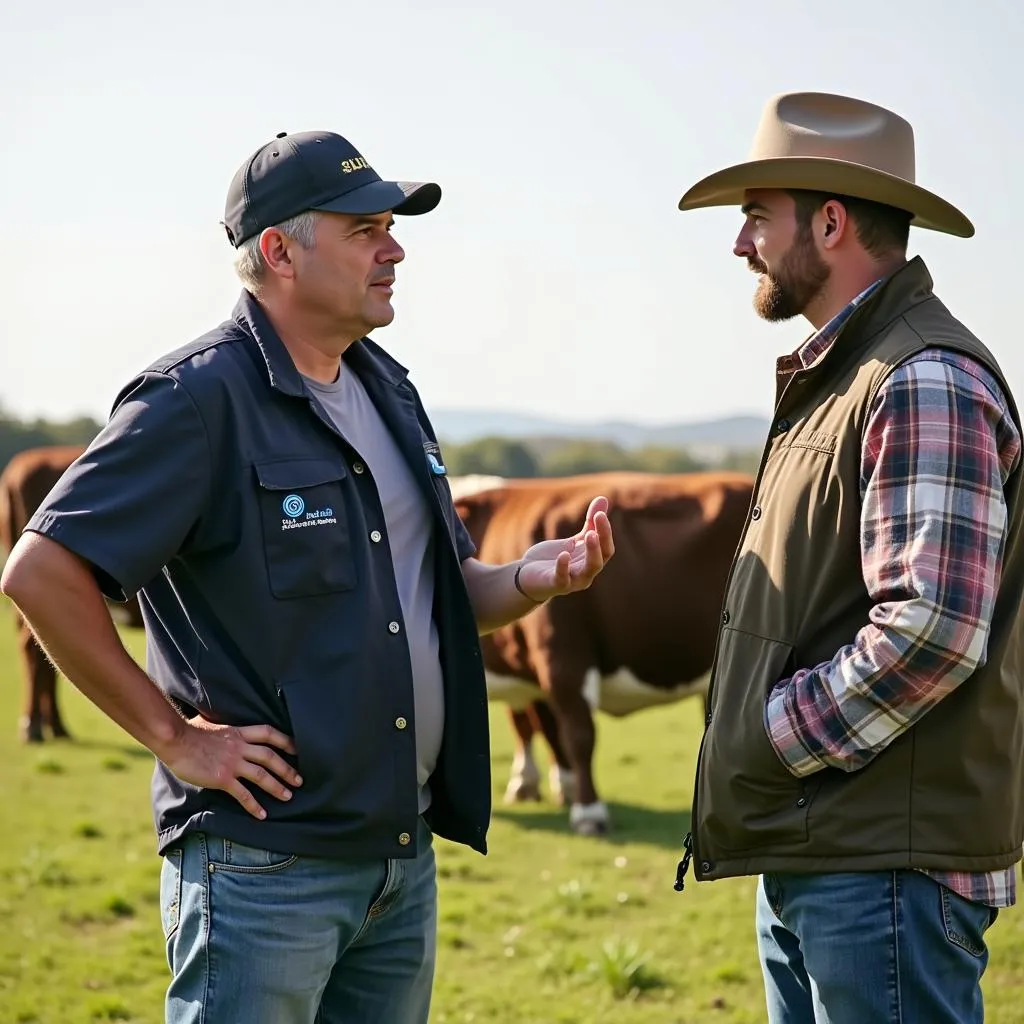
[0,445,144,742]
[451,470,754,835]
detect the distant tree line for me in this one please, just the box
[0,407,103,474]
[0,408,761,480]
[438,435,761,478]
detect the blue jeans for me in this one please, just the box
[756,870,999,1023]
[160,818,437,1023]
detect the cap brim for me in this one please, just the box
[314,179,441,218]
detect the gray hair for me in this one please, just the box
[233,210,321,292]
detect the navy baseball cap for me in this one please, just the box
[222,130,442,247]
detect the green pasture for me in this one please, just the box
[2,614,1024,1022]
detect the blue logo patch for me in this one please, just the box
[427,453,446,476]
[282,494,305,518]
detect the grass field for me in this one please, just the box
[2,615,1024,1022]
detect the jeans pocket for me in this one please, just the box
[160,847,183,940]
[939,884,996,957]
[763,872,785,918]
[207,836,299,874]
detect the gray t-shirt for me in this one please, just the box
[302,366,445,815]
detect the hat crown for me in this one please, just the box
[748,92,916,183]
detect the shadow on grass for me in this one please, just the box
[60,737,154,761]
[492,801,691,852]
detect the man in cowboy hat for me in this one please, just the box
[674,91,1024,1023]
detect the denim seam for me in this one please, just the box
[208,855,300,875]
[891,870,904,1023]
[354,859,396,942]
[200,833,212,1024]
[209,837,299,874]
[163,847,183,942]
[766,873,785,920]
[373,858,406,920]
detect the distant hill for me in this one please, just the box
[431,409,771,451]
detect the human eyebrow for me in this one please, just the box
[349,216,395,231]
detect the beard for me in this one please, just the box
[750,225,830,321]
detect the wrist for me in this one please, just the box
[147,700,189,764]
[513,562,546,605]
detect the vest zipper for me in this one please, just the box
[674,831,693,891]
[675,400,793,893]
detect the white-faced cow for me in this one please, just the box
[450,470,755,835]
[0,445,145,742]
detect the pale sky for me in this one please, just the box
[4,0,1020,428]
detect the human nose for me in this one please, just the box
[379,233,405,265]
[733,224,755,260]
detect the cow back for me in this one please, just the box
[0,446,86,554]
[456,471,754,687]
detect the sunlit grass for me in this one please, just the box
[1,608,1023,1021]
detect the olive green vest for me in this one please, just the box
[691,257,1024,881]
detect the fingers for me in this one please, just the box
[583,495,609,518]
[581,495,609,531]
[228,739,303,818]
[563,528,608,591]
[238,723,297,755]
[554,550,571,589]
[579,498,613,560]
[237,752,297,803]
[595,509,614,560]
[227,778,269,820]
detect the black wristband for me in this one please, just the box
[513,562,544,605]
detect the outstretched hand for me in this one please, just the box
[515,496,614,603]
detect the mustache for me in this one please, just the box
[748,257,768,275]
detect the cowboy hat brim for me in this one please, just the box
[678,156,974,238]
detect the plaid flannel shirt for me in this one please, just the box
[764,277,1022,908]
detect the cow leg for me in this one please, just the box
[17,620,57,743]
[503,707,542,804]
[44,666,71,741]
[545,675,608,836]
[528,700,576,806]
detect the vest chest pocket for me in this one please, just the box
[254,459,357,599]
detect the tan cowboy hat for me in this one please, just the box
[678,91,974,237]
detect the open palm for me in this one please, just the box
[516,496,615,602]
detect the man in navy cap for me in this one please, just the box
[1,130,615,1023]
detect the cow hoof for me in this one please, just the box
[569,801,610,836]
[19,717,45,744]
[50,725,73,741]
[571,817,609,837]
[504,778,542,804]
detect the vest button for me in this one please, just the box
[353,462,366,474]
[398,832,411,846]
[776,418,791,434]
[796,797,807,807]
[751,506,762,520]
[395,716,407,730]
[705,711,712,726]
[721,610,730,625]
[370,529,382,543]
[701,861,712,873]
[388,621,401,634]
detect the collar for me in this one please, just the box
[776,276,886,378]
[231,290,411,397]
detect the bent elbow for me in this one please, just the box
[0,532,72,610]
[1,538,40,605]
